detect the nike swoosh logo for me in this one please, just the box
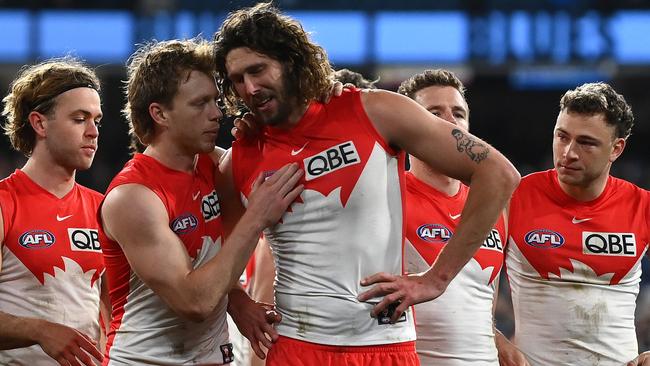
[291,142,309,156]
[192,191,201,200]
[572,217,592,224]
[449,213,461,220]
[56,214,73,222]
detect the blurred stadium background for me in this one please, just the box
[1,0,649,350]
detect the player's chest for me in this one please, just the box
[242,133,388,209]
[167,186,223,257]
[406,201,505,271]
[511,207,647,282]
[4,204,104,283]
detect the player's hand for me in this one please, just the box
[627,351,650,366]
[35,320,103,366]
[229,295,281,360]
[318,80,346,104]
[231,112,262,141]
[357,272,444,323]
[246,163,304,228]
[496,332,530,366]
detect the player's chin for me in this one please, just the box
[197,140,217,154]
[76,159,94,171]
[557,172,583,186]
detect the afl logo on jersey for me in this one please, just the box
[171,213,199,235]
[524,229,564,249]
[417,224,452,243]
[19,230,56,249]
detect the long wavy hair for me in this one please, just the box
[213,2,334,114]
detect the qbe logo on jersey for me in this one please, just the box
[482,229,503,252]
[202,190,221,222]
[303,141,360,181]
[67,228,101,252]
[582,231,636,256]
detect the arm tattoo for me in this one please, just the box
[451,128,489,163]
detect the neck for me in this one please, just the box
[410,158,461,196]
[143,141,197,174]
[557,170,609,202]
[275,101,310,130]
[21,152,76,199]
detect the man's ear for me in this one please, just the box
[28,111,47,138]
[149,102,169,128]
[610,137,626,163]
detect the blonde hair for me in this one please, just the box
[123,38,215,145]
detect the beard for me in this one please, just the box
[250,68,298,127]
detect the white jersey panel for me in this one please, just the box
[266,143,415,345]
[406,239,498,366]
[107,237,229,365]
[507,239,641,366]
[0,249,101,365]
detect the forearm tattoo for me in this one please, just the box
[451,128,489,163]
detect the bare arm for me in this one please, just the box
[98,273,111,353]
[249,238,276,304]
[358,90,520,319]
[217,150,283,359]
[492,270,529,366]
[101,163,303,322]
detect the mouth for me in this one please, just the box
[557,163,580,172]
[81,145,96,155]
[253,95,274,112]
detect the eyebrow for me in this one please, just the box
[556,128,599,142]
[229,62,265,79]
[72,109,103,119]
[427,105,468,114]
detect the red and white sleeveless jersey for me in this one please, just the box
[404,172,504,365]
[507,169,650,365]
[101,154,229,365]
[231,89,415,346]
[0,170,104,365]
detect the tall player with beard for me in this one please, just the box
[506,82,650,365]
[0,59,107,365]
[213,4,519,365]
[398,69,528,366]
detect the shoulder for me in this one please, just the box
[515,170,551,193]
[103,182,166,226]
[609,176,650,208]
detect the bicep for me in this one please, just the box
[249,237,275,304]
[215,149,246,238]
[101,185,194,300]
[362,90,497,182]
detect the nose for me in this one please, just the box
[85,120,99,138]
[439,108,457,125]
[243,74,260,96]
[210,99,224,122]
[563,140,579,161]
